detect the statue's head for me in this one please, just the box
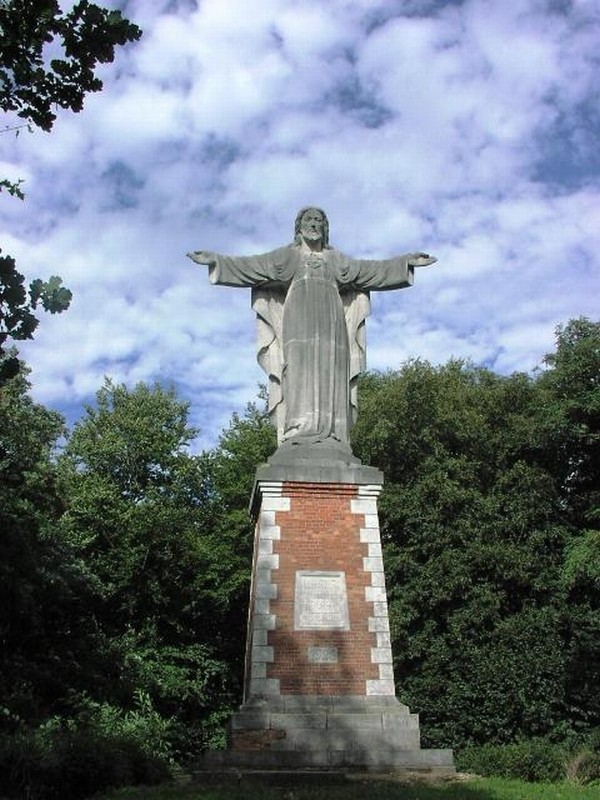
[294,207,330,248]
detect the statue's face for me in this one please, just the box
[299,209,324,242]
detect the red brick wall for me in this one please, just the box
[266,482,379,695]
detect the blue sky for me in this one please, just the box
[2,0,599,449]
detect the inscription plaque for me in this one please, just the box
[307,645,339,664]
[294,570,350,631]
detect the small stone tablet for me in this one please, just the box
[307,645,339,664]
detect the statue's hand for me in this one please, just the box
[187,250,217,266]
[407,252,437,267]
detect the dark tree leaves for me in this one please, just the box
[0,0,141,131]
[0,251,72,381]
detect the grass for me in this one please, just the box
[98,775,600,800]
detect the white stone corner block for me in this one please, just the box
[253,596,272,615]
[371,647,393,664]
[251,661,267,678]
[370,571,386,588]
[248,677,280,696]
[378,663,395,681]
[258,538,273,555]
[257,553,279,570]
[364,514,380,529]
[261,496,291,512]
[360,527,381,543]
[260,524,281,540]
[259,510,277,528]
[253,613,276,630]
[351,498,378,516]
[368,617,390,633]
[366,679,395,696]
[372,600,389,617]
[367,541,383,558]
[363,556,384,573]
[365,586,387,602]
[252,645,275,663]
[255,582,277,600]
[252,628,268,646]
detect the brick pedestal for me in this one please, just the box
[195,475,454,774]
[244,481,394,700]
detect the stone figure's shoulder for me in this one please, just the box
[328,248,357,281]
[267,244,301,277]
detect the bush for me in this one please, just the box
[565,749,600,785]
[457,738,567,782]
[564,728,600,786]
[0,697,173,800]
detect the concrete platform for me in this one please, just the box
[193,696,454,776]
[191,765,457,785]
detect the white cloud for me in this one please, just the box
[3,0,599,451]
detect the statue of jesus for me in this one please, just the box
[188,207,435,459]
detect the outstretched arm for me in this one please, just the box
[340,251,437,291]
[187,250,217,267]
[407,252,437,268]
[186,247,288,288]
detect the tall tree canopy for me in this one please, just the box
[55,380,270,756]
[1,320,598,789]
[351,318,600,748]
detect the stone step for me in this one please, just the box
[195,747,455,772]
[191,766,457,785]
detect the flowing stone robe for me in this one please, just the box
[207,244,415,450]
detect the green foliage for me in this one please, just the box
[0,0,141,131]
[94,777,600,800]
[2,320,599,784]
[0,177,25,198]
[459,733,600,786]
[0,368,99,725]
[56,379,260,759]
[352,325,600,748]
[0,716,171,800]
[457,740,568,783]
[538,318,600,529]
[0,254,72,381]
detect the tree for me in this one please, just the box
[538,319,600,731]
[0,1,141,379]
[57,380,247,755]
[0,363,100,726]
[0,257,72,381]
[352,360,573,748]
[538,318,600,530]
[0,0,141,131]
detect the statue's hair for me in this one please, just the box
[293,207,330,248]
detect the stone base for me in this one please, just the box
[193,695,454,773]
[224,477,455,777]
[251,443,383,505]
[195,749,455,775]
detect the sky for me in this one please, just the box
[2,0,599,450]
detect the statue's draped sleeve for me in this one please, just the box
[342,290,370,426]
[336,253,415,291]
[207,247,293,287]
[252,286,286,440]
[334,251,415,424]
[207,247,293,441]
